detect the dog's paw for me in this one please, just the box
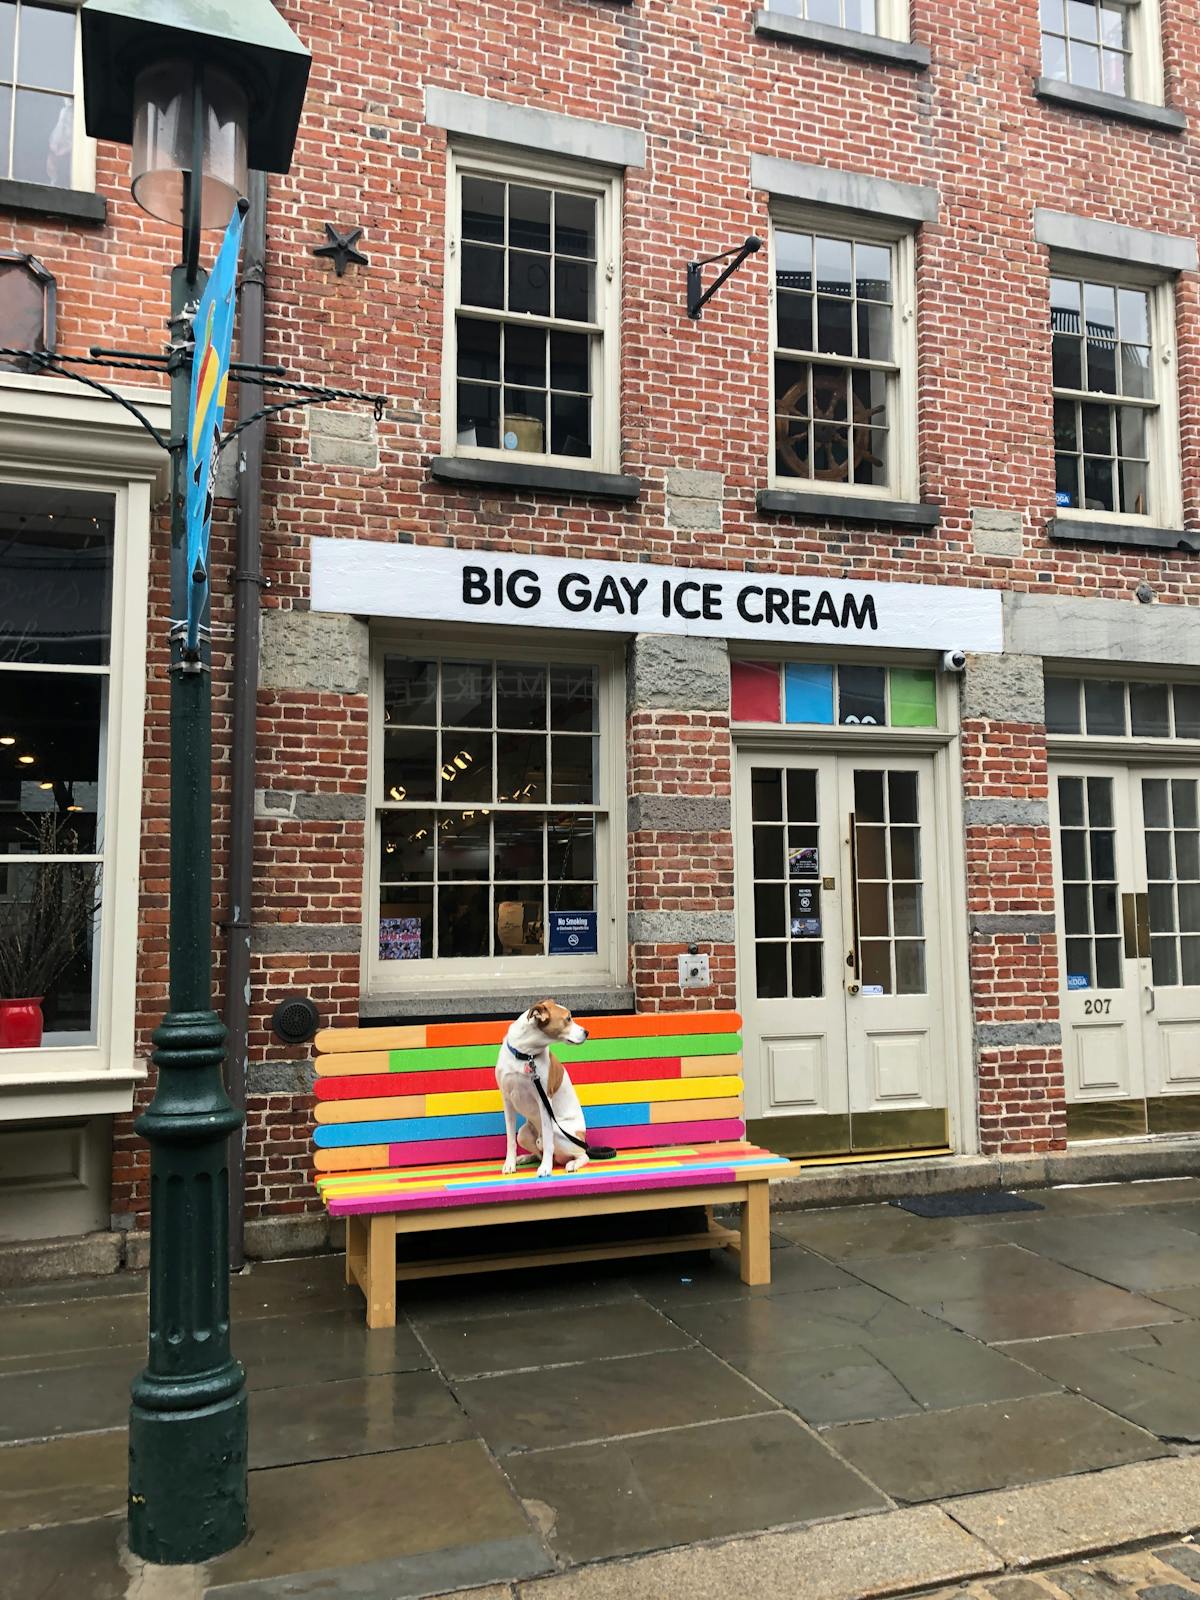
[501,1158,517,1175]
[536,1162,554,1179]
[566,1157,589,1173]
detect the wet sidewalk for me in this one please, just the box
[2,1175,1199,1598]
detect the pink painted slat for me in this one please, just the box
[326,1164,744,1217]
[382,1118,745,1169]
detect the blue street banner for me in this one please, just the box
[185,204,245,655]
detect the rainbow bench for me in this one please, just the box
[312,1011,794,1327]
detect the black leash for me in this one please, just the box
[529,1069,617,1161]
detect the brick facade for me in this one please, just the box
[6,0,1200,1234]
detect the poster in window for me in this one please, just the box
[380,917,423,960]
[548,910,598,955]
[788,845,819,878]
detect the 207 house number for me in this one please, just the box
[1084,998,1112,1015]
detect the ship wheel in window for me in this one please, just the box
[775,369,886,483]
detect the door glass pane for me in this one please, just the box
[1084,680,1128,736]
[753,766,824,998]
[1057,774,1122,990]
[1130,682,1170,738]
[1144,776,1200,987]
[853,768,925,997]
[1045,676,1082,734]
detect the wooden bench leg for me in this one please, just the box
[738,1184,771,1286]
[345,1216,362,1286]
[364,1216,398,1329]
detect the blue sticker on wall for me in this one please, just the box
[1056,490,1074,507]
[549,911,598,955]
[1067,973,1090,990]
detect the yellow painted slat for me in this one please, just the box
[314,1095,424,1125]
[317,1145,726,1194]
[424,1075,742,1117]
[313,1025,427,1055]
[650,1096,742,1123]
[681,1054,741,1077]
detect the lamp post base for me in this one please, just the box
[129,1372,248,1564]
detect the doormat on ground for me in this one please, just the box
[892,1191,1045,1217]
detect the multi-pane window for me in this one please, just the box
[772,220,911,495]
[449,155,617,469]
[765,0,879,31]
[1046,677,1200,740]
[1,485,112,1046]
[854,770,926,997]
[1143,777,1200,988]
[1058,775,1123,991]
[750,767,824,1001]
[373,653,608,968]
[0,0,76,187]
[1040,0,1132,95]
[1052,275,1159,517]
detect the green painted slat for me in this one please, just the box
[386,1033,742,1075]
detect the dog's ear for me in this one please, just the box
[547,1052,564,1096]
[529,1002,551,1029]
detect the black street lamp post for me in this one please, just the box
[79,0,310,1564]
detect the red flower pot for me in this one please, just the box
[0,998,44,1049]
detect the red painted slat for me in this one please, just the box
[313,1056,686,1102]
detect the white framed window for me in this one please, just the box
[1051,264,1181,527]
[1039,0,1165,106]
[441,144,621,472]
[0,473,147,1097]
[366,634,625,995]
[762,0,910,40]
[769,209,917,500]
[0,0,95,191]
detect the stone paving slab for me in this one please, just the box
[417,1299,690,1380]
[248,1369,473,1469]
[942,1456,1200,1564]
[504,1410,885,1564]
[827,1392,1164,1503]
[998,1327,1200,1442]
[515,1505,1001,1600]
[0,1427,125,1532]
[629,1243,860,1306]
[205,1536,549,1598]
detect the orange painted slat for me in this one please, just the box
[314,1095,424,1125]
[650,1096,742,1123]
[313,1144,389,1171]
[682,1053,741,1077]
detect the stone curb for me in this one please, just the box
[514,1506,1001,1599]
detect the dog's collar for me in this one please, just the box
[505,1040,537,1069]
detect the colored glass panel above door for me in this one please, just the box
[732,661,937,729]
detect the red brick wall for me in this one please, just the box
[10,0,1200,1221]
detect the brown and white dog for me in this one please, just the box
[497,1000,590,1178]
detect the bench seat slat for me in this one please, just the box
[313,1116,747,1171]
[322,1141,753,1192]
[315,1091,743,1128]
[323,1151,789,1217]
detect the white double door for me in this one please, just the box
[1051,762,1200,1118]
[735,748,950,1155]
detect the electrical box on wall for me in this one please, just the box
[678,952,710,988]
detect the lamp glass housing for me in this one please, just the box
[131,60,248,229]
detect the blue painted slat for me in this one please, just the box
[313,1103,653,1148]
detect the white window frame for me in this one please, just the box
[0,372,162,1120]
[768,206,918,502]
[1039,0,1166,107]
[440,141,622,474]
[763,0,911,42]
[1050,254,1182,531]
[1,0,96,192]
[364,627,627,1001]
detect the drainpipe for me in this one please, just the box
[225,170,267,1271]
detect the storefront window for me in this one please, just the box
[0,484,112,1044]
[731,659,938,728]
[1046,676,1200,740]
[374,652,605,966]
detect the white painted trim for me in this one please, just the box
[363,628,628,1000]
[440,144,622,475]
[0,377,161,1119]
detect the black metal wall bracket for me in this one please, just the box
[687,235,762,319]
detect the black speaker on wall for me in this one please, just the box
[270,995,321,1045]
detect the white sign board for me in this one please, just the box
[310,538,1004,653]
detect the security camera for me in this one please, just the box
[941,649,967,673]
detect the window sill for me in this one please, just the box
[757,488,940,527]
[1047,516,1200,553]
[753,10,930,69]
[1034,78,1186,134]
[0,178,107,224]
[431,456,641,502]
[360,984,636,1023]
[0,1066,143,1122]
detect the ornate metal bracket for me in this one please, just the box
[687,235,762,319]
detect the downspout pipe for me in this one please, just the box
[226,170,267,1271]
